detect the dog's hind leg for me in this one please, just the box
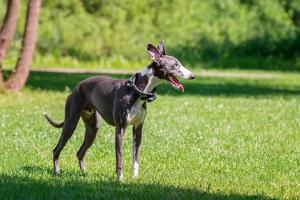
[77,106,100,173]
[53,92,84,175]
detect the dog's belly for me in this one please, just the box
[127,101,146,126]
[91,101,115,126]
[96,108,116,126]
[88,93,116,126]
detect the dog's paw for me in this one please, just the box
[133,162,139,178]
[117,174,124,182]
[79,160,86,173]
[132,174,139,179]
[53,160,61,175]
[54,169,61,176]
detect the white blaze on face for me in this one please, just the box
[174,58,193,79]
[163,56,193,79]
[179,65,193,79]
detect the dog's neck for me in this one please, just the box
[134,63,162,93]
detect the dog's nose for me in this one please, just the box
[189,74,195,79]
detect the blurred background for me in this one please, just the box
[1,0,300,70]
[1,2,300,199]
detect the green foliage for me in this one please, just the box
[0,70,300,199]
[0,0,300,70]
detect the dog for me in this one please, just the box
[44,41,195,180]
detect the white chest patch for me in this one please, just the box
[127,100,146,126]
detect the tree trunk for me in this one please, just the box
[0,0,20,85]
[0,0,19,63]
[4,0,41,91]
[0,63,3,91]
[0,63,3,86]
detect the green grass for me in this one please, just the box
[0,70,300,199]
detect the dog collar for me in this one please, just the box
[127,74,157,103]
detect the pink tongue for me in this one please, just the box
[169,75,184,92]
[178,84,184,92]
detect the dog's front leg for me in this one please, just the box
[132,124,143,177]
[115,126,125,181]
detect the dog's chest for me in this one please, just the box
[126,101,146,126]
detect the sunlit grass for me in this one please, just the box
[0,71,299,199]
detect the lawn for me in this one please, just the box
[0,70,299,199]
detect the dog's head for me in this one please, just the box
[147,41,195,92]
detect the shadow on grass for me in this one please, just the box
[0,166,275,200]
[25,71,300,97]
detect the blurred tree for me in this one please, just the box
[1,0,299,71]
[0,0,20,84]
[0,0,41,91]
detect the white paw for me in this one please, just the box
[132,173,138,178]
[118,174,124,182]
[54,168,60,175]
[133,162,139,178]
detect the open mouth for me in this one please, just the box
[166,74,184,92]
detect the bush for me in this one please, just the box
[1,0,300,70]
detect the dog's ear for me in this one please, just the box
[157,40,166,55]
[147,43,161,62]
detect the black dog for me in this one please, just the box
[44,41,195,180]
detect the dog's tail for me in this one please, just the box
[43,112,64,128]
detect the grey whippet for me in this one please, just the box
[44,41,195,180]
